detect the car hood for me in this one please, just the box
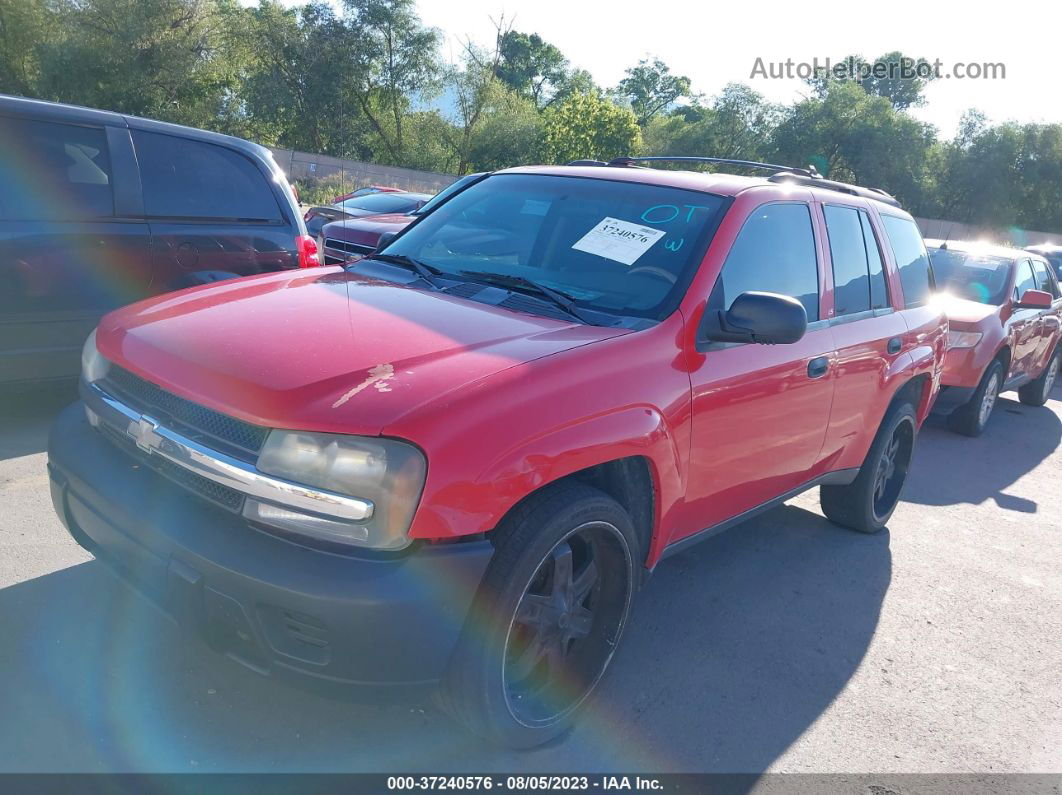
[97,268,626,436]
[322,214,414,246]
[933,293,1003,330]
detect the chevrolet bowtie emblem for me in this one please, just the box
[128,415,164,453]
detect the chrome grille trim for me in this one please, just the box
[85,382,374,522]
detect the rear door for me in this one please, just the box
[130,130,297,290]
[817,202,909,462]
[0,115,151,383]
[683,201,836,534]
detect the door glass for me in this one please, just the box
[1014,260,1038,302]
[880,215,933,308]
[710,203,820,321]
[133,131,281,221]
[1031,259,1059,298]
[0,117,113,220]
[860,212,890,309]
[824,206,871,316]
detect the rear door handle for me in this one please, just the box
[887,337,902,355]
[807,356,829,379]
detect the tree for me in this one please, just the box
[806,51,938,111]
[771,81,937,211]
[343,0,440,163]
[0,0,54,96]
[33,0,247,129]
[541,91,641,164]
[616,57,691,126]
[494,29,567,108]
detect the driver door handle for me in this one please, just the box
[807,356,829,379]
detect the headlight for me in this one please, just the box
[81,329,110,383]
[947,330,983,350]
[246,430,426,550]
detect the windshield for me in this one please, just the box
[381,173,726,318]
[340,193,426,214]
[413,173,483,216]
[928,248,1012,305]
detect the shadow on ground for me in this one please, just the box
[907,385,1062,514]
[0,502,890,773]
[0,383,77,462]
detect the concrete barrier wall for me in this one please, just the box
[914,217,1062,248]
[268,147,457,194]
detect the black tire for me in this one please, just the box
[947,359,1004,437]
[1018,347,1060,406]
[437,482,639,748]
[820,401,917,533]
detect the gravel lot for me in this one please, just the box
[0,383,1059,774]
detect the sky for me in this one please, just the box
[410,0,1056,136]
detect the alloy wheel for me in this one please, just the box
[872,419,914,522]
[978,372,1001,428]
[502,521,631,727]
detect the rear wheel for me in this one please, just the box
[1018,348,1060,406]
[948,359,1004,437]
[437,483,638,748]
[821,401,917,533]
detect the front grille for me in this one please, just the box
[99,422,244,512]
[324,237,375,256]
[101,367,268,461]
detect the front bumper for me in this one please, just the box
[47,402,493,692]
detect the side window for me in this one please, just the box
[1014,260,1038,302]
[133,131,281,221]
[1031,259,1059,298]
[860,212,890,309]
[0,116,113,220]
[880,215,934,308]
[823,205,871,316]
[710,203,819,321]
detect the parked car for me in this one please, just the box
[330,184,403,204]
[927,239,1061,435]
[0,95,316,386]
[302,191,430,239]
[320,173,486,264]
[49,157,946,748]
[1025,243,1062,281]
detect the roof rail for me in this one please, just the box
[767,171,901,207]
[605,156,819,178]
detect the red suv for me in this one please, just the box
[927,240,1062,436]
[48,157,945,747]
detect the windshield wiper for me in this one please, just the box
[367,253,444,289]
[457,270,601,325]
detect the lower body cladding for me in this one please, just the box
[47,403,494,692]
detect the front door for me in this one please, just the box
[683,202,835,537]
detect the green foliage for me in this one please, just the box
[495,30,567,108]
[616,57,692,126]
[542,91,641,164]
[806,51,938,111]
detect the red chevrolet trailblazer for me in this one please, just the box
[926,239,1062,436]
[49,157,946,747]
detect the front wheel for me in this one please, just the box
[437,483,639,748]
[948,359,1004,437]
[1018,348,1060,406]
[820,401,917,533]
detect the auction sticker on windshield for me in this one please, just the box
[571,217,666,266]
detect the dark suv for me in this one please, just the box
[0,95,315,386]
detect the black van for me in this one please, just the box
[0,95,313,385]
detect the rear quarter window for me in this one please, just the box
[133,131,282,221]
[880,215,934,308]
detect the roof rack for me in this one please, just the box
[604,156,819,178]
[577,155,902,208]
[766,171,900,207]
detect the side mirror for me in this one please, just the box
[1016,289,1052,309]
[697,291,808,349]
[373,231,398,254]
